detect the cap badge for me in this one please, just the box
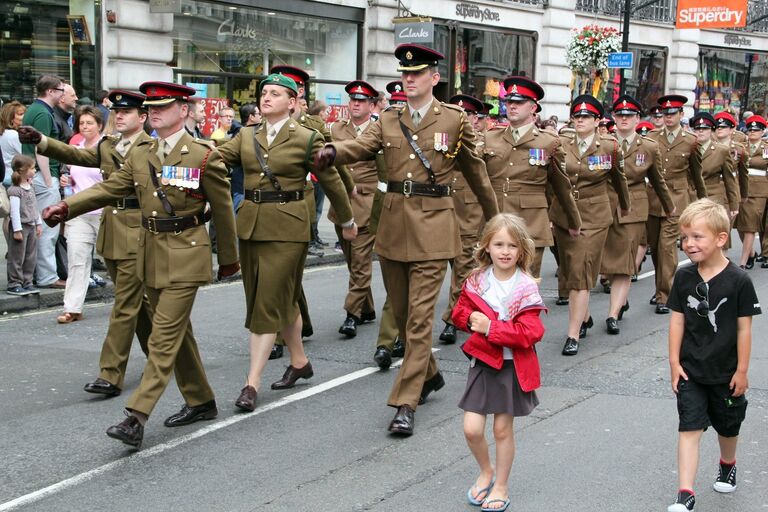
[579,102,587,111]
[149,88,157,95]
[405,51,413,60]
[458,100,464,107]
[622,100,627,107]
[751,122,756,127]
[355,85,363,92]
[510,84,518,94]
[665,100,672,107]
[271,75,280,81]
[395,84,402,92]
[115,94,122,101]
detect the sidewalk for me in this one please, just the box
[0,201,345,315]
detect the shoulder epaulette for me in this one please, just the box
[441,102,464,113]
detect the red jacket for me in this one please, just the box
[452,284,545,392]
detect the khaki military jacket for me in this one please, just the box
[40,132,153,260]
[648,128,705,217]
[447,133,485,238]
[65,132,238,289]
[483,125,580,246]
[746,140,768,198]
[327,118,379,227]
[331,99,499,261]
[296,113,354,194]
[218,122,352,242]
[722,138,750,199]
[701,142,740,211]
[616,135,674,223]
[549,134,630,230]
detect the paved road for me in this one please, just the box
[1,244,767,511]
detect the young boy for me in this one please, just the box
[667,198,760,511]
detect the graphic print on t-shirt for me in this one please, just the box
[686,294,728,332]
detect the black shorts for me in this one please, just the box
[677,379,748,437]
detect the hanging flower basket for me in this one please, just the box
[566,25,622,103]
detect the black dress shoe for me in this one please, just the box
[84,378,121,397]
[271,361,314,390]
[555,296,569,306]
[579,316,593,339]
[391,337,405,358]
[338,314,360,338]
[630,274,638,282]
[361,311,376,323]
[106,415,143,448]
[374,346,392,370]
[756,255,765,263]
[388,405,415,436]
[562,337,579,356]
[606,317,620,335]
[655,303,670,314]
[618,300,630,321]
[419,372,445,405]
[438,324,456,344]
[600,277,611,294]
[163,400,218,427]
[235,385,257,412]
[269,344,284,360]
[301,325,313,338]
[649,295,658,305]
[746,253,756,269]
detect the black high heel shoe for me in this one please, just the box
[579,316,593,339]
[618,300,630,321]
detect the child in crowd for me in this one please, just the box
[667,199,760,512]
[6,154,42,296]
[452,214,546,512]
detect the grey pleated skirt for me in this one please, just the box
[458,359,539,416]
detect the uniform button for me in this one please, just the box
[260,172,265,177]
[386,142,391,147]
[407,172,413,178]
[349,167,354,172]
[112,210,117,215]
[509,162,513,166]
[490,151,494,155]
[504,193,508,197]
[152,210,157,216]
[191,241,196,246]
[409,154,415,160]
[263,154,268,159]
[412,135,418,141]
[575,174,578,177]
[153,192,158,197]
[134,182,139,186]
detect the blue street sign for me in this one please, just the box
[607,52,634,69]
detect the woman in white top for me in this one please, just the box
[57,106,105,324]
[0,101,26,186]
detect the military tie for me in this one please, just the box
[412,110,421,127]
[750,143,758,156]
[621,139,629,155]
[578,140,587,156]
[116,139,131,158]
[699,143,707,156]
[156,139,169,163]
[511,128,520,143]
[267,126,277,146]
[667,131,675,144]
[356,126,363,137]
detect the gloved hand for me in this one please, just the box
[17,126,43,145]
[314,145,336,171]
[217,261,241,280]
[42,201,69,227]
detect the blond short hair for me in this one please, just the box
[473,213,536,276]
[679,198,730,235]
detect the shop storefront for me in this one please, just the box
[603,45,667,111]
[0,0,100,104]
[694,45,768,118]
[169,0,363,129]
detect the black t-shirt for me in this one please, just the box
[668,262,761,384]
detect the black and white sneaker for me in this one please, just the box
[667,490,695,511]
[713,462,737,493]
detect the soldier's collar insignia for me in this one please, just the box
[180,145,189,154]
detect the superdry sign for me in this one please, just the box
[676,0,747,29]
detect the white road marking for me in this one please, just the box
[0,348,438,511]
[635,258,691,281]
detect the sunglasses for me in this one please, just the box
[53,87,65,93]
[695,281,710,317]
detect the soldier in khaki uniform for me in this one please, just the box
[436,94,488,345]
[646,94,706,314]
[692,113,740,216]
[554,95,631,356]
[714,112,750,203]
[600,95,674,336]
[23,90,153,396]
[41,82,240,449]
[735,115,768,268]
[316,44,499,435]
[217,74,355,412]
[482,76,581,278]
[330,80,381,338]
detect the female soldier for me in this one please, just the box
[217,74,355,411]
[601,96,674,335]
[735,115,768,268]
[552,95,630,356]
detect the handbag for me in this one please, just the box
[0,185,10,218]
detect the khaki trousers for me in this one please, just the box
[99,257,153,389]
[441,234,477,324]
[375,295,401,350]
[126,285,214,416]
[646,215,679,303]
[336,224,376,317]
[379,257,447,410]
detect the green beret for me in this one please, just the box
[260,73,299,95]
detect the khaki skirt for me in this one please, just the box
[554,224,609,291]
[240,240,308,334]
[601,219,644,276]
[735,197,767,232]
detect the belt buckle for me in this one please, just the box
[402,179,413,197]
[116,198,126,210]
[147,217,159,234]
[502,180,510,194]
[252,189,262,203]
[572,190,580,201]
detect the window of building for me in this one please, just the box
[604,46,667,112]
[695,47,768,118]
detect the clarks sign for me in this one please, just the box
[394,22,434,44]
[455,2,501,23]
[218,19,259,40]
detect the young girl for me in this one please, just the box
[452,213,546,512]
[6,154,42,295]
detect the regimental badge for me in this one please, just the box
[162,166,201,189]
[395,84,402,92]
[115,94,122,101]
[434,132,448,152]
[579,102,588,111]
[511,84,518,94]
[622,100,628,108]
[406,51,413,60]
[180,145,189,154]
[271,75,280,82]
[355,85,363,92]
[458,100,464,107]
[665,100,672,107]
[635,152,646,166]
[529,148,547,166]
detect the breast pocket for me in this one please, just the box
[383,138,402,170]
[167,227,212,283]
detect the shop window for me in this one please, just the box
[695,48,768,118]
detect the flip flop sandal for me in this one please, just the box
[467,477,495,506]
[57,312,83,324]
[481,498,510,512]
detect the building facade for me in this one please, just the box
[3,0,768,122]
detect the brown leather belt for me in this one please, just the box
[387,180,451,197]
[141,211,211,234]
[244,189,304,203]
[114,197,140,209]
